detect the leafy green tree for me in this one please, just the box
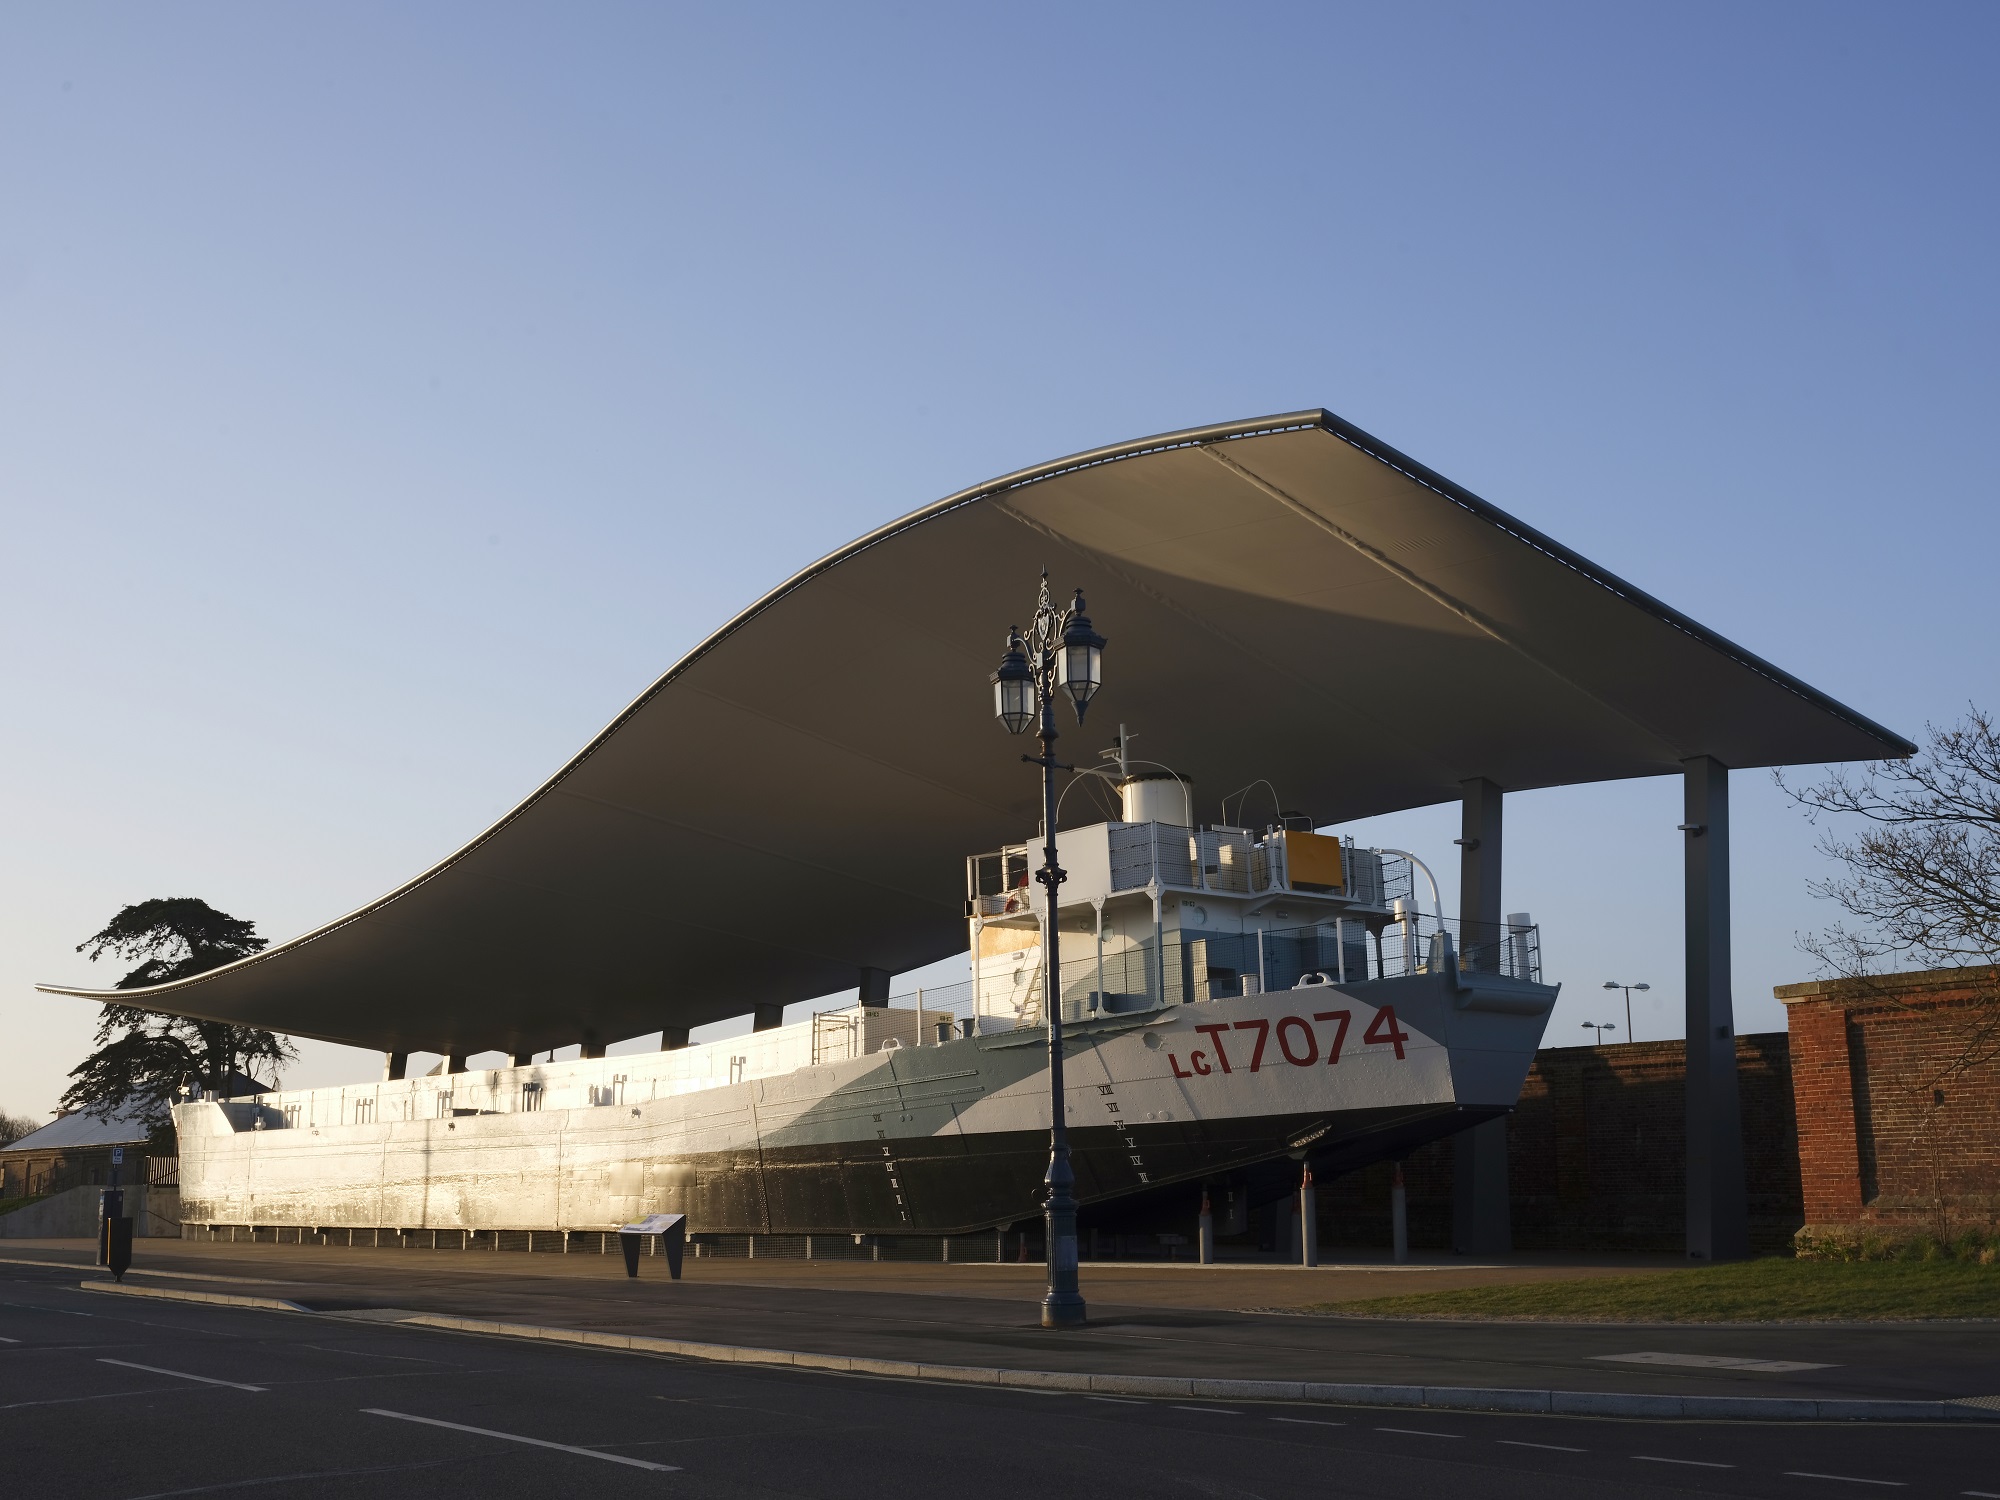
[61,898,297,1127]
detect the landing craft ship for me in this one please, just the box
[173,748,1557,1243]
[45,409,1892,1261]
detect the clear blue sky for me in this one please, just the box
[3,3,1994,1118]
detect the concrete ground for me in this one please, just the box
[3,1257,1996,1500]
[5,1238,1997,1407]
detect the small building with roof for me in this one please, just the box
[1,1104,157,1202]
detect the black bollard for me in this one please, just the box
[98,1188,125,1268]
[106,1217,134,1282]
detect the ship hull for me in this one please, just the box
[174,969,1551,1236]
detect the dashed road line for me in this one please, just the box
[97,1358,265,1392]
[362,1409,680,1472]
[1,1387,176,1411]
[1090,1396,1146,1404]
[1634,1456,1732,1468]
[1172,1405,1239,1414]
[1500,1440,1586,1453]
[1271,1417,1345,1427]
[1783,1475,1904,1488]
[1377,1427,1460,1439]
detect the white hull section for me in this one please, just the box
[176,969,1552,1235]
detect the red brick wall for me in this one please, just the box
[1320,1033,1804,1253]
[1779,968,2000,1236]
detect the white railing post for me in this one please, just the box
[1093,897,1106,1015]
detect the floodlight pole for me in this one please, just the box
[1603,981,1649,1042]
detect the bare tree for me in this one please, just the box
[1780,708,2000,1237]
[0,1110,40,1148]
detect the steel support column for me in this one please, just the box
[382,1052,407,1082]
[752,1004,783,1032]
[661,1026,690,1050]
[1452,776,1512,1256]
[859,967,891,1008]
[1683,755,1749,1261]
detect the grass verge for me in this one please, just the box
[1308,1257,2000,1322]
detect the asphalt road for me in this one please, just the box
[8,1241,1999,1404]
[4,1261,1996,1500]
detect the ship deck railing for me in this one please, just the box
[967,823,1410,916]
[875,916,1543,1036]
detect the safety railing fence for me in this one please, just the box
[1391,914,1542,983]
[874,915,1543,1031]
[177,1221,1237,1263]
[179,1222,1049,1263]
[970,826,1412,912]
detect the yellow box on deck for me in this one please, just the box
[1279,830,1344,892]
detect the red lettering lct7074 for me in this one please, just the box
[1168,1006,1408,1079]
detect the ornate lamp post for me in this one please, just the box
[990,574,1103,1330]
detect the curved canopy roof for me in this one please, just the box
[39,411,1911,1056]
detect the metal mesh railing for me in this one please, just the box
[916,914,1543,1027]
[974,826,1409,909]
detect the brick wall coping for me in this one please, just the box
[1775,965,1998,1004]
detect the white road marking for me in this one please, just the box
[1633,1456,1733,1468]
[1964,1492,2000,1498]
[294,1342,452,1364]
[1597,1351,1834,1373]
[1,1387,173,1411]
[1172,1405,1240,1414]
[1271,1417,1345,1427]
[1499,1440,1586,1452]
[1090,1396,1146,1404]
[98,1358,264,1392]
[0,1335,20,1342]
[115,1455,475,1499]
[1377,1427,1460,1438]
[363,1409,680,1472]
[1783,1475,1905,1488]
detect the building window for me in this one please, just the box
[521,1083,543,1113]
[435,1092,452,1119]
[353,1098,375,1125]
[282,1105,301,1129]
